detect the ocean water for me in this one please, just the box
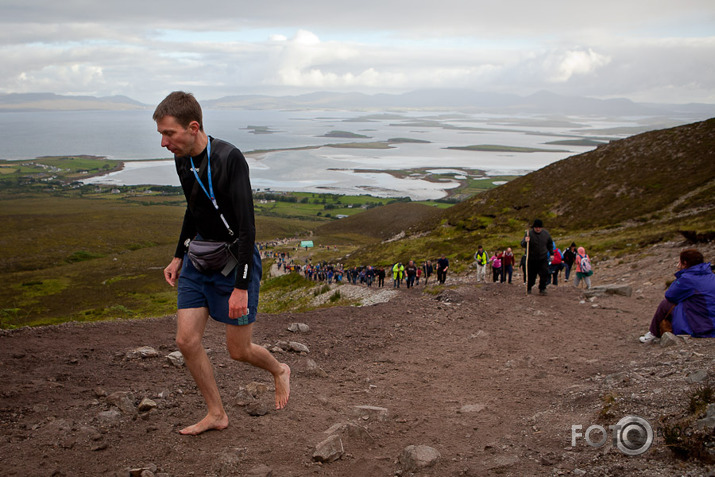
[0,109,638,199]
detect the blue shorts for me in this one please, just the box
[177,245,262,326]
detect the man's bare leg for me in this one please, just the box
[226,323,291,409]
[176,308,229,435]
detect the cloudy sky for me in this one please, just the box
[2,1,714,105]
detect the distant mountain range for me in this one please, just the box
[1,90,714,118]
[0,93,146,111]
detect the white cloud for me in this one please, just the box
[547,49,612,83]
[0,1,713,103]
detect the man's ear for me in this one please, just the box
[188,120,201,134]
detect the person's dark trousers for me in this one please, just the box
[437,269,445,283]
[649,299,676,337]
[527,259,549,292]
[406,276,415,288]
[501,265,513,283]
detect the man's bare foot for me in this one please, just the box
[275,363,291,410]
[178,413,229,436]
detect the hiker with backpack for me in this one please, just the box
[549,247,564,286]
[563,242,577,282]
[573,246,593,289]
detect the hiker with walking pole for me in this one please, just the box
[524,231,530,295]
[521,219,554,295]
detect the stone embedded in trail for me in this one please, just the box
[583,285,633,298]
[245,381,270,397]
[245,400,272,416]
[695,403,715,432]
[125,346,160,359]
[165,351,184,367]
[399,444,441,472]
[288,341,310,353]
[459,403,486,414]
[302,358,328,377]
[313,434,344,462]
[659,332,682,347]
[325,421,374,442]
[137,398,157,413]
[97,409,122,423]
[128,463,159,476]
[686,369,708,383]
[274,340,310,353]
[287,323,310,333]
[106,391,136,415]
[352,405,389,421]
[234,387,256,406]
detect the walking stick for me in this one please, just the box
[525,229,530,296]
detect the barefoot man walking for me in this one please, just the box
[154,92,290,435]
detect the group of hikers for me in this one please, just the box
[276,255,452,288]
[474,242,593,289]
[273,220,598,294]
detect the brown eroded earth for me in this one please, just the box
[1,242,713,476]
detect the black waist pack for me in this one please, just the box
[187,239,238,276]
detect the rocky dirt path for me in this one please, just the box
[0,242,713,476]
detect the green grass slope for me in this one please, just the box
[314,201,444,242]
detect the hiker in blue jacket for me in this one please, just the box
[640,249,715,342]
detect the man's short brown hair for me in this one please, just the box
[153,91,203,131]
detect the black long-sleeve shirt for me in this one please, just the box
[174,137,256,289]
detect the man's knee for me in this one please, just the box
[176,333,202,355]
[228,343,253,362]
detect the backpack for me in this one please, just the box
[580,255,592,275]
[552,250,562,265]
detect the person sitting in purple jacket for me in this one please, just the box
[640,249,715,342]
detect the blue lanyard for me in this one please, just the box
[189,139,234,236]
[190,139,214,205]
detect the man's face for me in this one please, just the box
[534,227,542,233]
[156,115,199,157]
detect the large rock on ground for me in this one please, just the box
[313,434,344,462]
[583,285,633,298]
[399,445,441,472]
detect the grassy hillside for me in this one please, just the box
[0,195,319,328]
[446,118,715,232]
[314,202,444,242]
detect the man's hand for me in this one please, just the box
[164,257,183,287]
[229,288,249,319]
